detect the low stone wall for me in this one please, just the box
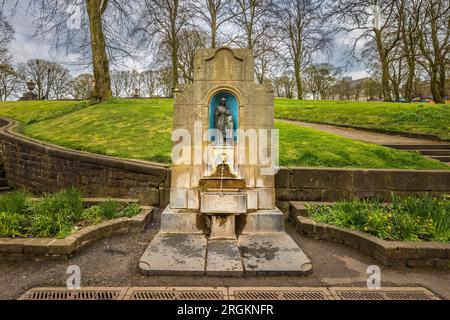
[1,118,449,208]
[295,216,450,269]
[0,118,170,206]
[276,167,450,207]
[0,206,154,262]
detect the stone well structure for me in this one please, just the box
[139,47,312,276]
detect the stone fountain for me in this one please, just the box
[139,47,312,276]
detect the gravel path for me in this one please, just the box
[1,211,449,300]
[279,119,448,146]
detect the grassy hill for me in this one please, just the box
[275,99,450,141]
[0,98,448,170]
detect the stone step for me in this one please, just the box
[384,144,450,150]
[206,240,243,277]
[139,234,208,276]
[239,233,312,276]
[418,149,450,156]
[139,232,313,277]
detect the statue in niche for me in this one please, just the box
[214,97,234,141]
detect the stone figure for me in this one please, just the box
[214,97,234,140]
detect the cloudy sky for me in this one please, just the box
[6,3,369,80]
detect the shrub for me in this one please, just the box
[0,190,29,215]
[0,211,27,237]
[81,205,103,225]
[98,199,121,220]
[118,203,141,218]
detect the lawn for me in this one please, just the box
[0,98,448,169]
[275,99,450,141]
[0,100,87,124]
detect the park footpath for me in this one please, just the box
[280,119,450,165]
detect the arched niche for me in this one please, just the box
[208,91,239,132]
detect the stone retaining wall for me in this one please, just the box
[276,168,450,207]
[295,216,450,268]
[0,118,170,206]
[1,118,449,208]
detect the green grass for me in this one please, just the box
[307,194,450,242]
[0,189,141,239]
[276,121,448,169]
[23,99,174,163]
[275,99,450,140]
[1,98,449,169]
[0,100,87,124]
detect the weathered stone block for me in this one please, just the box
[389,171,432,191]
[291,169,353,189]
[23,239,52,254]
[47,238,77,255]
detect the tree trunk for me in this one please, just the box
[430,72,444,103]
[439,64,447,102]
[374,29,392,102]
[171,39,179,94]
[86,0,113,103]
[294,61,302,100]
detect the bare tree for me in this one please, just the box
[416,0,450,103]
[141,69,160,97]
[18,59,71,100]
[0,63,19,101]
[333,0,402,101]
[71,73,94,99]
[193,0,234,48]
[231,0,276,50]
[136,0,193,93]
[276,0,333,99]
[3,0,137,102]
[303,63,337,100]
[0,17,14,64]
[178,29,208,83]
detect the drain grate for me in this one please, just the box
[229,288,333,300]
[125,287,227,300]
[19,287,441,301]
[19,288,128,300]
[329,287,440,300]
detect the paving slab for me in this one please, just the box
[206,240,244,277]
[238,233,312,276]
[139,234,207,276]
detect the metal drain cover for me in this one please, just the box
[18,287,441,301]
[229,287,333,300]
[125,287,228,300]
[19,287,128,300]
[329,287,440,300]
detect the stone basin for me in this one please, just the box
[200,192,247,215]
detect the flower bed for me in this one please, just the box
[0,189,153,261]
[306,194,449,243]
[0,188,142,239]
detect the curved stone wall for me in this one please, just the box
[0,118,170,206]
[1,117,448,208]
